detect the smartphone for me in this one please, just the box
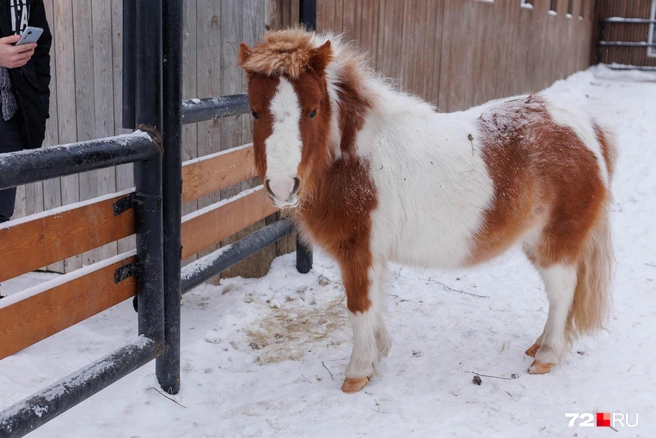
[15,26,43,46]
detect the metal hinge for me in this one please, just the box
[113,193,136,216]
[114,262,141,284]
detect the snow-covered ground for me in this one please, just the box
[2,65,655,437]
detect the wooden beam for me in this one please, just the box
[181,144,258,203]
[0,191,136,283]
[181,186,277,259]
[0,252,137,360]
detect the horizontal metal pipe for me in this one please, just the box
[602,18,656,24]
[0,132,159,191]
[181,219,293,294]
[598,41,656,47]
[0,337,161,438]
[181,94,250,125]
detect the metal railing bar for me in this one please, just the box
[601,18,656,24]
[181,219,293,294]
[598,41,656,47]
[0,336,161,438]
[0,131,159,191]
[181,94,250,125]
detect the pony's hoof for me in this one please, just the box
[525,343,541,358]
[528,360,553,374]
[341,376,370,394]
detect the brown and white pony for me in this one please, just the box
[238,29,616,394]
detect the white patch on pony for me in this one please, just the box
[534,264,578,364]
[355,85,495,268]
[544,98,610,186]
[266,77,303,203]
[345,259,391,379]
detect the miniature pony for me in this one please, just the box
[239,29,616,393]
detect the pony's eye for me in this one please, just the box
[309,108,317,119]
[251,110,259,120]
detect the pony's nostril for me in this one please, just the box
[264,179,275,198]
[291,177,301,195]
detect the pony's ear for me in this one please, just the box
[238,42,252,66]
[308,41,332,74]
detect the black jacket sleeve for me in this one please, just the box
[30,0,51,116]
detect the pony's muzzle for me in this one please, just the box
[265,177,301,208]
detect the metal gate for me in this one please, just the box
[0,1,315,436]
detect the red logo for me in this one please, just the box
[596,412,611,427]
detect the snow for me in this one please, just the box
[2,65,656,436]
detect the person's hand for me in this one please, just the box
[0,35,37,69]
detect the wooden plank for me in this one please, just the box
[0,191,135,283]
[181,187,277,259]
[91,0,119,264]
[180,0,199,266]
[0,252,137,360]
[111,0,137,256]
[72,0,98,272]
[219,0,244,200]
[42,0,64,273]
[181,144,256,203]
[54,0,82,272]
[196,0,223,258]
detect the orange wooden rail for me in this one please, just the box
[0,190,136,284]
[181,186,277,259]
[181,144,257,203]
[0,252,137,360]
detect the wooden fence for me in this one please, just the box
[272,0,596,111]
[12,0,598,274]
[593,0,656,67]
[11,0,292,276]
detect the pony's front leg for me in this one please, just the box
[340,258,391,394]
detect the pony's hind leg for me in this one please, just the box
[529,264,577,374]
[341,258,391,393]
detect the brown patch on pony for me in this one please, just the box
[298,158,377,313]
[471,95,614,339]
[290,71,334,191]
[469,95,607,267]
[245,74,280,176]
[336,69,372,158]
[239,29,332,79]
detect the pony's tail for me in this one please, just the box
[566,124,617,341]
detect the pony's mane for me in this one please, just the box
[240,28,373,85]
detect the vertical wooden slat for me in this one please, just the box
[54,0,82,272]
[91,0,119,263]
[181,0,200,266]
[196,0,223,258]
[73,0,100,267]
[41,0,64,273]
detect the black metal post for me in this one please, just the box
[296,0,316,274]
[134,0,165,351]
[299,0,317,30]
[122,0,136,129]
[598,20,605,64]
[157,0,183,395]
